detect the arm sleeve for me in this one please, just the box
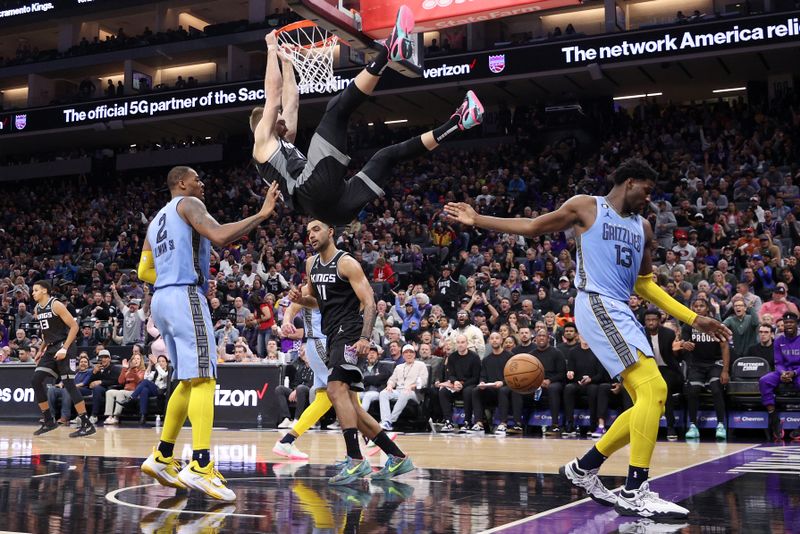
[634,273,698,325]
[137,250,157,285]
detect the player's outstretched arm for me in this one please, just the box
[339,256,376,357]
[179,182,281,247]
[253,31,284,163]
[279,46,299,143]
[444,195,592,238]
[634,219,732,342]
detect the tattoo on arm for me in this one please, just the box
[361,302,377,340]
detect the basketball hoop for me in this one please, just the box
[276,20,339,94]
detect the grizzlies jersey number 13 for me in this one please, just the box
[575,196,645,302]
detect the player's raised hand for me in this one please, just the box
[260,182,281,218]
[692,315,732,343]
[265,30,278,48]
[444,202,478,226]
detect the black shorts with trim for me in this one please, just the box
[687,361,722,386]
[36,343,77,381]
[326,331,365,392]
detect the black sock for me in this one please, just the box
[372,430,405,458]
[193,449,210,468]
[280,433,297,445]
[42,410,54,423]
[625,465,649,491]
[576,446,607,472]
[343,428,363,460]
[158,440,175,458]
[433,116,460,144]
[366,47,389,76]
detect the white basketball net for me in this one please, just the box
[277,24,338,94]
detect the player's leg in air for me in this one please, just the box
[273,5,485,225]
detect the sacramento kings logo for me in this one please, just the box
[14,114,26,130]
[489,54,506,74]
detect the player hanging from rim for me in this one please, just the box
[273,283,398,460]
[139,166,281,501]
[251,5,483,226]
[30,280,96,438]
[444,158,732,520]
[290,219,414,484]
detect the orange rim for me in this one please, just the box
[276,20,338,49]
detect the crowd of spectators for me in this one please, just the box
[0,93,798,434]
[0,9,301,69]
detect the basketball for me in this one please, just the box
[504,354,545,394]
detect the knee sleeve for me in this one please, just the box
[32,371,50,403]
[62,378,85,406]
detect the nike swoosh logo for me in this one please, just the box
[346,464,363,476]
[388,462,404,473]
[256,383,269,400]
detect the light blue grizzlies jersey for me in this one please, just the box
[575,196,645,302]
[302,307,324,340]
[146,196,211,292]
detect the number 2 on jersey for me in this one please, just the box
[156,213,168,243]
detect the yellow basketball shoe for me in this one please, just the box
[177,460,236,502]
[141,447,186,489]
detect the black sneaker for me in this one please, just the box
[545,425,562,437]
[440,421,455,433]
[69,420,97,438]
[666,427,678,441]
[769,411,783,441]
[34,420,59,436]
[507,424,524,435]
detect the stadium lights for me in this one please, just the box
[367,119,409,126]
[712,86,747,93]
[204,136,212,140]
[613,92,662,101]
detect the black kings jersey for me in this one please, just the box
[35,297,71,345]
[254,137,307,211]
[310,250,363,339]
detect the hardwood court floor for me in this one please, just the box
[0,422,783,534]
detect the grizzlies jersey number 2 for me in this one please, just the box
[574,196,645,302]
[146,196,211,291]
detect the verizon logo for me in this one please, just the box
[214,383,268,407]
[423,58,476,79]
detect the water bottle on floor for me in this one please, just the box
[257,414,262,429]
[155,415,161,429]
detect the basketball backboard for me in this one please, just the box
[286,0,425,78]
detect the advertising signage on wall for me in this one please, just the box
[0,0,155,23]
[1,11,798,134]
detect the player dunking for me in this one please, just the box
[30,280,96,438]
[139,166,280,501]
[290,220,414,484]
[251,5,484,225]
[445,158,732,519]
